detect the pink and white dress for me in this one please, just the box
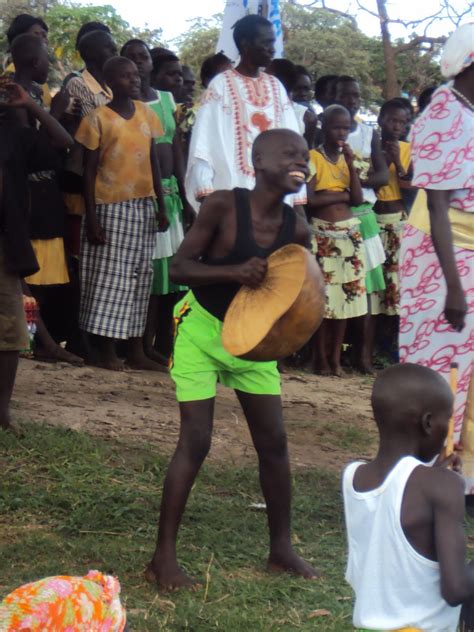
[399,84,474,489]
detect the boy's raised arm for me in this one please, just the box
[433,468,474,606]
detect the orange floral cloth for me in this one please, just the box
[0,571,126,631]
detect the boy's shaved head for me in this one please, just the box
[10,33,46,66]
[252,128,306,165]
[322,104,350,126]
[103,56,135,82]
[372,363,453,433]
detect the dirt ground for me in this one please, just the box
[12,358,377,471]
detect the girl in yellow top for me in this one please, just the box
[371,99,413,319]
[307,105,365,377]
[75,57,167,372]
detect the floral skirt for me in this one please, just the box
[370,212,406,316]
[311,216,368,320]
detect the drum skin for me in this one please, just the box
[222,244,325,361]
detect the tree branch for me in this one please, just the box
[395,35,447,54]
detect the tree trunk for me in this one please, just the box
[376,0,400,98]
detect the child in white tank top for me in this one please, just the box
[343,363,474,631]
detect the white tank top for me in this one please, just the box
[348,121,377,204]
[343,457,461,631]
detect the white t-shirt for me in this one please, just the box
[343,456,461,631]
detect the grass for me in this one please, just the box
[0,423,354,631]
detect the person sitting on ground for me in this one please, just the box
[200,52,232,89]
[343,363,473,632]
[146,129,318,590]
[10,33,83,366]
[0,82,73,434]
[307,105,365,377]
[75,56,167,371]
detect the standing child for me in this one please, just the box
[75,57,167,371]
[10,33,83,365]
[307,105,365,377]
[334,76,389,373]
[367,100,412,363]
[343,363,472,631]
[0,82,73,433]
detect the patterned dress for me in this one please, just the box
[399,85,473,490]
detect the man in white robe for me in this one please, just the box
[186,14,307,211]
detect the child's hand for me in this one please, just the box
[183,202,196,231]
[157,211,169,233]
[0,82,33,108]
[434,450,463,474]
[86,219,106,245]
[384,140,401,166]
[50,88,81,120]
[341,143,354,167]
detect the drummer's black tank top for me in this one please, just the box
[193,188,296,321]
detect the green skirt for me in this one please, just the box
[351,203,386,294]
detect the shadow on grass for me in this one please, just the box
[0,422,356,630]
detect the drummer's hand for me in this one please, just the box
[234,257,268,288]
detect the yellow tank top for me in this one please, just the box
[376,141,411,202]
[309,148,350,192]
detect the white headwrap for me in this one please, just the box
[440,22,474,79]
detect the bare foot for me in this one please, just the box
[34,345,84,366]
[145,560,200,591]
[144,347,169,367]
[97,356,125,372]
[356,361,375,376]
[267,550,321,579]
[312,362,331,377]
[127,354,168,373]
[330,363,345,378]
[0,420,24,438]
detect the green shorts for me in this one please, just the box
[170,291,281,402]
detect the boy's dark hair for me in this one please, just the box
[120,38,150,57]
[78,29,113,63]
[153,53,180,75]
[294,64,311,80]
[200,52,231,87]
[267,58,297,93]
[418,86,437,113]
[75,21,111,50]
[103,56,134,83]
[150,47,175,61]
[334,75,357,89]
[10,33,46,67]
[232,14,272,53]
[379,98,411,120]
[7,13,48,45]
[391,96,414,117]
[314,74,338,99]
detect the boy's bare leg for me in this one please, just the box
[236,391,319,579]
[97,336,124,371]
[312,320,331,376]
[147,398,215,589]
[355,313,375,374]
[126,337,168,372]
[328,319,347,377]
[0,350,21,434]
[143,295,166,364]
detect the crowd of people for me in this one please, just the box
[0,9,473,631]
